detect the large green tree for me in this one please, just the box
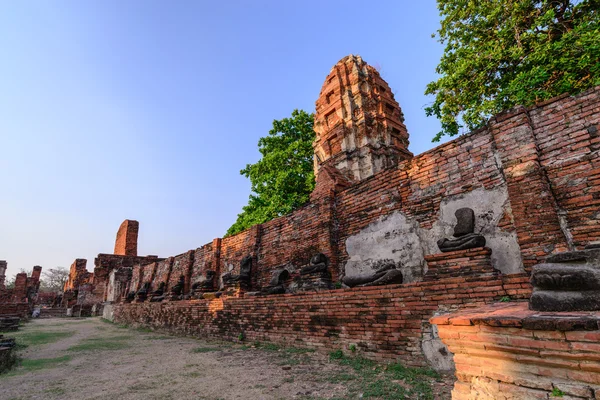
[225,109,315,237]
[426,0,600,141]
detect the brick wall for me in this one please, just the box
[108,88,600,297]
[0,303,30,318]
[531,88,600,249]
[432,303,600,399]
[113,272,531,365]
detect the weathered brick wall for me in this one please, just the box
[93,254,161,303]
[256,194,337,287]
[0,303,30,318]
[168,251,194,293]
[118,88,599,296]
[140,262,157,288]
[113,272,531,365]
[153,258,173,288]
[190,241,219,287]
[433,303,600,399]
[220,227,259,287]
[531,88,600,249]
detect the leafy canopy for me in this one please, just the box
[426,0,600,141]
[225,109,315,237]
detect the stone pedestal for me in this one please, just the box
[423,247,496,281]
[432,303,600,399]
[530,248,600,311]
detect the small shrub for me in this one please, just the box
[192,347,218,353]
[500,296,511,302]
[551,387,564,397]
[329,349,344,360]
[238,332,245,341]
[349,344,357,353]
[334,282,342,289]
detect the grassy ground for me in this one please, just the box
[0,318,453,400]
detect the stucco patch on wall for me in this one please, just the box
[343,185,524,280]
[344,211,425,283]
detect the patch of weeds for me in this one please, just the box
[44,387,66,396]
[363,378,407,399]
[330,353,376,372]
[184,363,200,368]
[254,384,266,389]
[19,355,72,372]
[284,347,315,354]
[551,387,564,397]
[184,371,202,378]
[326,373,356,383]
[387,363,440,382]
[11,331,75,347]
[500,296,512,302]
[277,356,301,366]
[116,324,129,329]
[240,345,251,350]
[192,347,219,353]
[135,327,153,333]
[282,377,294,383]
[349,344,357,353]
[68,337,131,352]
[329,349,344,360]
[262,343,280,351]
[327,353,438,400]
[143,335,172,340]
[334,282,342,289]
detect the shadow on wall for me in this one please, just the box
[343,186,524,283]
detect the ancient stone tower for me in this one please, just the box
[114,220,139,256]
[313,55,413,184]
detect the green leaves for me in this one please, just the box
[426,0,600,141]
[225,110,316,237]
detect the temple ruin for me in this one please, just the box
[10,55,600,398]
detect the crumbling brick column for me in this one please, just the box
[114,220,139,256]
[0,260,6,290]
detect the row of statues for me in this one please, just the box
[124,207,488,301]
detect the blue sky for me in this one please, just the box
[0,1,448,279]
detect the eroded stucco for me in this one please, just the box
[343,186,524,282]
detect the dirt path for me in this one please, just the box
[0,318,453,400]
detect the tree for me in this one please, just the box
[426,0,600,141]
[226,109,316,237]
[39,267,69,293]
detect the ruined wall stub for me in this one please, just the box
[313,55,413,184]
[0,260,6,290]
[114,220,139,256]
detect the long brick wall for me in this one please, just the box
[101,88,599,372]
[113,272,531,365]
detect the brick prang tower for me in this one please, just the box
[313,55,413,184]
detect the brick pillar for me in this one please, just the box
[0,260,6,290]
[31,265,42,282]
[490,108,569,270]
[12,273,27,302]
[114,220,139,256]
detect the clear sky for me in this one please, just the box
[0,1,448,279]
